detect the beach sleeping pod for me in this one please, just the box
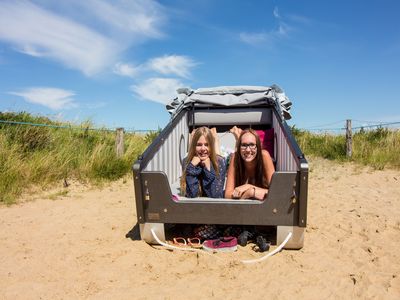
[132,85,308,249]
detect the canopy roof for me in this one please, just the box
[166,84,292,121]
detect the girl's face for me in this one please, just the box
[240,132,257,162]
[195,135,210,161]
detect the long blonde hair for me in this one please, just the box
[180,127,219,196]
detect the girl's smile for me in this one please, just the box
[196,135,209,160]
[240,133,257,162]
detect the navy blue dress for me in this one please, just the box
[185,156,226,198]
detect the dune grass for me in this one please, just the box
[0,112,152,204]
[352,127,400,169]
[292,126,400,170]
[1,111,398,204]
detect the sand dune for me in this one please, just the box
[1,158,399,299]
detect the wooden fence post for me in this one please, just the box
[116,127,124,158]
[346,119,352,158]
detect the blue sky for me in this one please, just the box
[0,0,399,131]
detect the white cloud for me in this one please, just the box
[83,0,165,38]
[17,44,44,57]
[239,6,292,46]
[147,55,198,78]
[9,87,78,110]
[131,78,184,104]
[273,6,280,19]
[0,0,166,76]
[115,55,198,79]
[113,62,140,78]
[239,32,269,45]
[278,23,290,36]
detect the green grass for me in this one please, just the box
[2,111,398,204]
[352,127,400,169]
[292,126,400,169]
[0,112,153,204]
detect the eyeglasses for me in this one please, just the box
[240,143,257,150]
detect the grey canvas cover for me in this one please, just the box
[166,84,292,121]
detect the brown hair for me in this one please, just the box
[233,128,268,188]
[180,127,219,196]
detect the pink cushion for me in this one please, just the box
[255,128,274,159]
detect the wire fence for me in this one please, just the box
[0,118,160,158]
[0,119,158,134]
[1,117,399,159]
[302,120,400,133]
[1,118,399,134]
[298,119,400,158]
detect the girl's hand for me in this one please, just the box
[232,184,251,198]
[200,157,211,171]
[191,156,201,166]
[254,188,268,200]
[232,184,267,200]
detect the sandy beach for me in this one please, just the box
[1,157,399,299]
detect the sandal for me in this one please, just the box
[187,237,202,248]
[171,237,187,247]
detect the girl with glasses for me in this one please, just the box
[224,128,275,200]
